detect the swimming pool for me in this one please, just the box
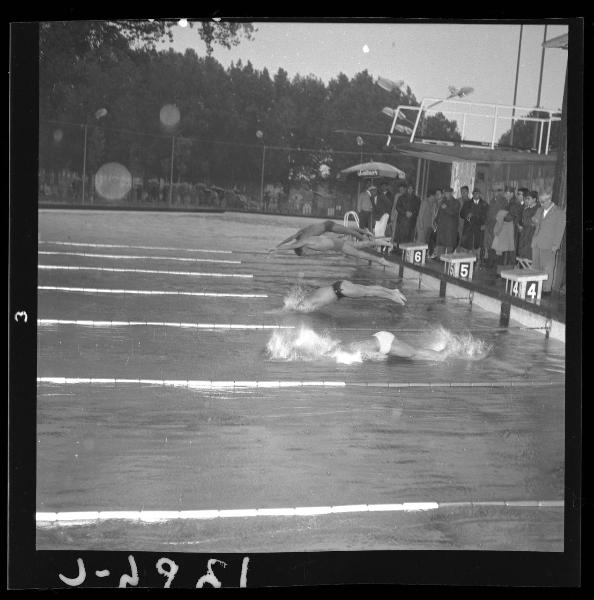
[36,210,565,552]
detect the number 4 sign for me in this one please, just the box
[526,281,537,300]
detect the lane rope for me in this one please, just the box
[38,286,267,298]
[37,377,564,389]
[39,240,233,254]
[38,319,293,330]
[39,251,241,264]
[38,265,253,278]
[36,500,564,525]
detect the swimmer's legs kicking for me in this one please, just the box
[293,280,406,311]
[348,331,448,361]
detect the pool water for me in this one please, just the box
[36,210,565,552]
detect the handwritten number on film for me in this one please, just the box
[59,555,249,588]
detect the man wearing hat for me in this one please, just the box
[530,192,566,294]
[394,182,420,248]
[356,181,377,231]
[459,187,489,261]
[433,187,459,257]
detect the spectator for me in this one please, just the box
[433,187,459,257]
[459,188,489,261]
[503,186,525,263]
[415,190,437,245]
[427,188,443,257]
[356,182,377,230]
[376,181,394,220]
[456,185,471,247]
[483,188,508,268]
[491,205,516,266]
[390,182,407,242]
[530,192,566,294]
[517,190,540,260]
[394,182,420,248]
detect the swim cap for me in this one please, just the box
[373,331,395,355]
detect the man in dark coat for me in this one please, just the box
[394,182,420,247]
[459,187,489,259]
[434,187,459,256]
[517,190,540,260]
[503,186,525,263]
[376,181,394,218]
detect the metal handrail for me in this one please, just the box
[387,98,560,153]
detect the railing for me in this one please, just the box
[386,98,561,154]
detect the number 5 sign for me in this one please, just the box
[459,263,470,279]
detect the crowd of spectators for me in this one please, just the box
[355,179,566,294]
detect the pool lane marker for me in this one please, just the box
[37,378,563,389]
[38,286,267,298]
[38,319,294,331]
[36,500,564,525]
[39,251,241,264]
[38,265,252,278]
[40,241,233,254]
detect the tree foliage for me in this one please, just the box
[498,110,560,150]
[39,21,459,191]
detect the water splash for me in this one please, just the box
[282,284,311,312]
[267,326,387,365]
[266,326,341,361]
[424,326,492,360]
[266,325,491,364]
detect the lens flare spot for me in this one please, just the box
[53,129,63,143]
[160,104,181,130]
[94,163,133,201]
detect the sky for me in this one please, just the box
[163,21,569,144]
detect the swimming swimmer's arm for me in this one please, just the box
[341,243,393,268]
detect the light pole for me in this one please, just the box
[510,24,524,147]
[256,130,265,211]
[81,108,107,204]
[356,136,364,197]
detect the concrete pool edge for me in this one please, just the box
[397,262,565,343]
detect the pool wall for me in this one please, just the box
[401,264,565,343]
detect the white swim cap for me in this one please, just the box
[373,331,395,355]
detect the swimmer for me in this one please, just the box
[273,220,373,249]
[268,235,394,269]
[290,280,406,312]
[348,331,448,361]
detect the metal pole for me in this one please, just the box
[260,145,266,210]
[415,158,422,196]
[410,102,424,143]
[510,24,524,147]
[533,25,549,150]
[169,136,175,206]
[545,116,552,155]
[536,25,548,108]
[491,105,500,149]
[81,123,88,204]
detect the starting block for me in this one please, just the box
[399,243,428,266]
[516,257,533,270]
[440,252,477,281]
[500,269,548,303]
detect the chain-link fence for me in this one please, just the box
[39,119,417,218]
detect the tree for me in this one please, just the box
[498,110,560,150]
[421,112,462,142]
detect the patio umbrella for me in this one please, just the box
[340,161,406,180]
